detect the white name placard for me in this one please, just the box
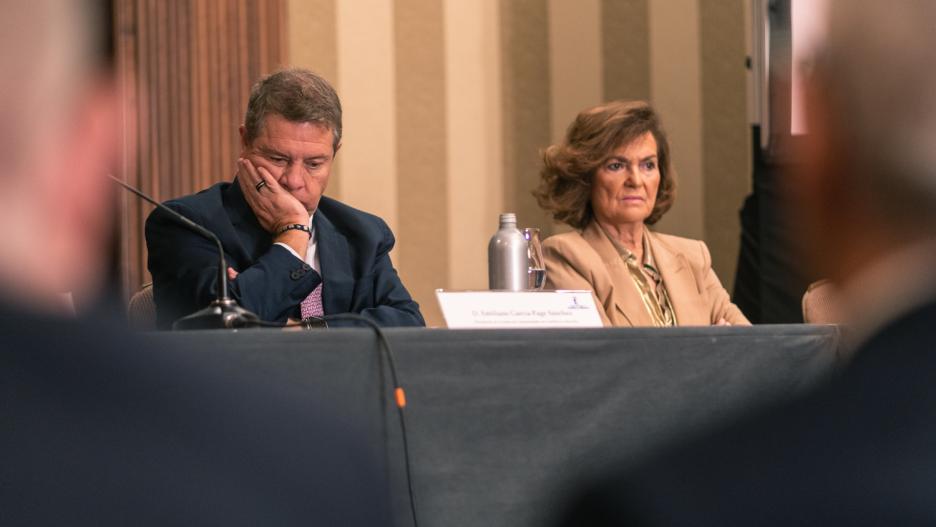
[435,290,604,329]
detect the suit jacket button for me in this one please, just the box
[301,264,311,271]
[290,271,301,280]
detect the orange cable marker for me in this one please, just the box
[395,387,407,409]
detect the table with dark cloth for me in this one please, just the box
[143,325,842,527]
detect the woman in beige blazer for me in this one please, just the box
[534,100,749,327]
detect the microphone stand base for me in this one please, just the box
[172,299,262,330]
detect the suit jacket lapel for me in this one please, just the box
[582,221,650,327]
[223,179,270,265]
[648,231,705,325]
[313,210,354,315]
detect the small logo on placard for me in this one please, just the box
[568,295,589,310]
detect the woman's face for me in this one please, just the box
[590,131,661,228]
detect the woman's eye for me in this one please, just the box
[607,162,624,171]
[643,161,656,171]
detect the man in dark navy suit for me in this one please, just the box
[146,69,424,329]
[558,1,936,525]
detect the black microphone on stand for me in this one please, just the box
[109,175,260,330]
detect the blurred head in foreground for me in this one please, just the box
[0,0,119,312]
[798,0,936,328]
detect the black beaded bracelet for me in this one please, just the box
[277,223,313,238]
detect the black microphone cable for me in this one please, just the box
[249,314,420,527]
[324,314,420,527]
[321,314,418,527]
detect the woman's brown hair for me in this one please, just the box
[533,100,676,229]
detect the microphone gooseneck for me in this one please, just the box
[109,175,260,330]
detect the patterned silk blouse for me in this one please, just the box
[601,225,677,327]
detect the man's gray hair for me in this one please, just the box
[817,0,936,218]
[243,69,342,152]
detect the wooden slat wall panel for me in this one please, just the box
[114,0,286,299]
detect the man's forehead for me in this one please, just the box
[254,115,334,149]
[258,115,332,135]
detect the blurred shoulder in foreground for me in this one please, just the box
[558,299,936,526]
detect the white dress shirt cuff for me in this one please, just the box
[274,242,304,262]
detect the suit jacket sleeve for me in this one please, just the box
[328,219,425,327]
[695,240,750,325]
[543,240,613,327]
[146,202,321,328]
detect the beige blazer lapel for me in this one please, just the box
[582,222,653,327]
[648,232,709,325]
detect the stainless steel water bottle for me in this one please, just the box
[488,213,529,290]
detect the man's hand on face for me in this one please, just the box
[236,157,309,233]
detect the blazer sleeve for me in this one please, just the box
[696,241,750,325]
[328,220,425,328]
[145,203,322,328]
[543,240,612,327]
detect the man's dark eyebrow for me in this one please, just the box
[258,146,287,157]
[304,155,329,162]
